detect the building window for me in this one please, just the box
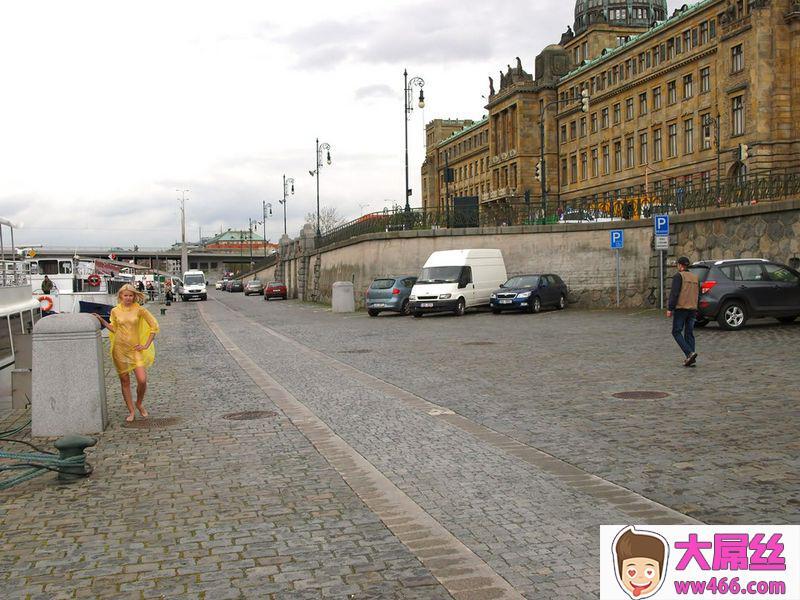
[653,128,663,161]
[591,148,599,177]
[570,121,577,140]
[667,80,677,105]
[601,107,610,128]
[639,132,648,165]
[700,67,710,93]
[701,171,711,190]
[639,92,648,116]
[613,103,621,125]
[591,112,598,133]
[561,158,568,183]
[560,124,567,144]
[668,123,678,157]
[602,145,610,175]
[581,152,588,180]
[683,74,693,99]
[700,21,709,44]
[684,174,694,191]
[614,141,622,172]
[653,87,662,110]
[580,117,587,137]
[684,118,694,154]
[625,98,634,120]
[570,155,578,183]
[683,30,692,52]
[626,137,635,168]
[701,113,712,149]
[732,95,745,135]
[731,44,744,73]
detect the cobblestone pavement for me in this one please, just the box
[0,307,453,599]
[212,292,799,527]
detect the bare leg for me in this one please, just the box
[134,367,149,417]
[119,373,135,422]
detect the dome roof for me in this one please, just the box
[574,0,668,35]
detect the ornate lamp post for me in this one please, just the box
[261,202,273,260]
[309,139,332,237]
[279,175,295,236]
[703,113,722,203]
[404,69,425,213]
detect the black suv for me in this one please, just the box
[690,259,800,330]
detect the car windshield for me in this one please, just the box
[370,279,395,290]
[417,266,462,284]
[185,274,204,285]
[268,282,283,287]
[504,276,539,289]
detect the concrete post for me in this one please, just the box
[331,282,355,313]
[298,224,317,301]
[32,314,108,436]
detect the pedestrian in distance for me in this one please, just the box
[93,283,160,423]
[666,257,700,367]
[41,275,54,294]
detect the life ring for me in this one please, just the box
[38,295,54,312]
[87,274,102,287]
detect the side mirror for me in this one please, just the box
[499,283,505,288]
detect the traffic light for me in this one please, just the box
[535,161,542,181]
[524,190,531,205]
[580,89,590,113]
[445,168,454,183]
[739,143,749,162]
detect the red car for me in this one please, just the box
[264,281,287,300]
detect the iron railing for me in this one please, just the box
[317,168,800,248]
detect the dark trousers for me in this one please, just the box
[672,309,696,357]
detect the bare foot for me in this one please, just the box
[136,403,149,418]
[125,413,135,423]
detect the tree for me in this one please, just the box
[305,207,348,233]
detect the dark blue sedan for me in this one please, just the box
[490,274,568,314]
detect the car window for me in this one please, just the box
[540,277,549,287]
[732,264,765,282]
[461,266,473,285]
[689,266,710,282]
[402,278,416,287]
[504,275,539,288]
[370,279,395,290]
[764,264,800,284]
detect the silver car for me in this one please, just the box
[244,280,264,296]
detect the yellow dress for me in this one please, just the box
[109,303,160,375]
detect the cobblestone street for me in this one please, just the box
[1,292,797,599]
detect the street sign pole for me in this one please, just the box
[616,248,621,307]
[654,215,670,311]
[659,250,664,310]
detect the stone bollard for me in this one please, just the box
[331,281,355,313]
[54,434,97,481]
[32,314,108,436]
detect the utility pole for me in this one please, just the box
[248,218,254,270]
[177,189,189,274]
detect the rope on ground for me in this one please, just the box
[0,419,31,439]
[0,451,91,490]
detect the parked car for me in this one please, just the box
[490,274,568,314]
[691,259,800,330]
[559,210,615,224]
[215,280,227,290]
[409,249,507,317]
[224,280,235,292]
[228,280,244,293]
[366,276,417,316]
[244,280,264,296]
[264,281,287,300]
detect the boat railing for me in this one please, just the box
[0,219,30,288]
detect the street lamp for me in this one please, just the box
[176,189,189,275]
[309,138,332,237]
[703,113,722,203]
[279,175,295,236]
[404,69,425,213]
[261,202,273,260]
[358,203,370,216]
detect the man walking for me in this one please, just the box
[667,257,700,366]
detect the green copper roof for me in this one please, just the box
[436,116,489,149]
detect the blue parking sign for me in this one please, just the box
[610,229,624,249]
[654,214,670,236]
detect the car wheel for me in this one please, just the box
[717,301,747,330]
[181,295,187,301]
[777,315,798,324]
[557,294,567,310]
[401,299,411,316]
[368,309,380,317]
[695,318,710,328]
[492,308,501,315]
[528,296,542,314]
[413,312,423,318]
[201,295,207,301]
[453,298,466,317]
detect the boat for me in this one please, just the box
[0,218,41,411]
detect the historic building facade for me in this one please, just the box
[422,0,800,213]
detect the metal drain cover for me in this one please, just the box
[464,341,495,346]
[223,410,278,421]
[123,417,181,429]
[612,391,670,400]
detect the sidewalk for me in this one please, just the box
[0,307,452,599]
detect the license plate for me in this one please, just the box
[372,303,385,308]
[420,303,434,308]
[499,299,512,304]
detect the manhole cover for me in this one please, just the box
[339,349,371,354]
[123,417,181,429]
[223,411,278,421]
[612,391,671,400]
[464,341,495,346]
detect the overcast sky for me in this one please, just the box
[1,0,680,248]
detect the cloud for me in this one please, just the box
[354,84,395,102]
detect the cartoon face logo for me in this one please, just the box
[613,527,669,599]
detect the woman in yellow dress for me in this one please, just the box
[93,284,160,422]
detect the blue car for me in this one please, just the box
[366,276,417,316]
[490,274,568,314]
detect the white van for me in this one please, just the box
[409,249,507,317]
[181,270,207,301]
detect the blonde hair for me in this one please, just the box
[118,283,146,304]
